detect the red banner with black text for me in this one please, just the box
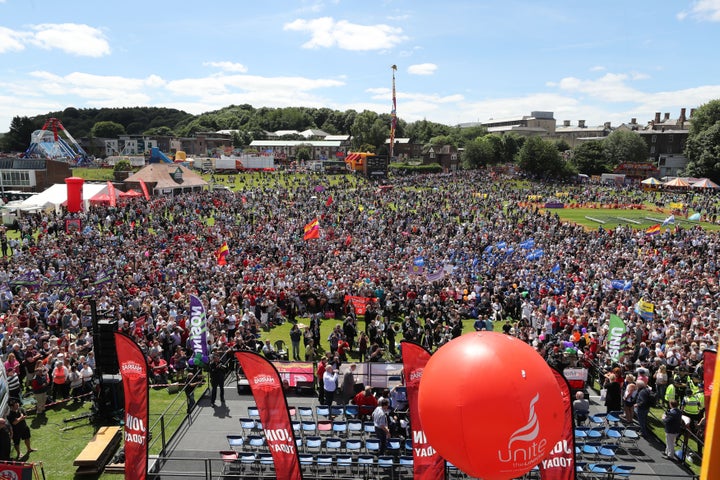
[401,341,445,480]
[115,332,150,480]
[235,351,303,480]
[538,368,576,480]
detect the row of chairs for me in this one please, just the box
[240,417,385,439]
[577,442,619,462]
[575,425,641,447]
[228,434,410,457]
[253,404,364,422]
[220,451,416,479]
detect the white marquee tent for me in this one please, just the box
[14,183,109,212]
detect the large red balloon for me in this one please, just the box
[418,332,564,480]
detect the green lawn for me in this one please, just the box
[553,207,720,231]
[27,385,191,479]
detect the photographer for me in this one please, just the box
[368,343,385,363]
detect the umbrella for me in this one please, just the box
[314,185,326,193]
[663,178,691,188]
[641,177,662,185]
[691,178,720,189]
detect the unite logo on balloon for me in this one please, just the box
[497,393,548,469]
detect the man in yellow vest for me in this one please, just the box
[682,378,704,431]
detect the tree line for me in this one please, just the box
[1,100,719,181]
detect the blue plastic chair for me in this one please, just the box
[581,442,601,459]
[588,463,612,474]
[598,444,618,461]
[304,436,323,454]
[365,438,381,454]
[324,437,343,455]
[332,420,348,437]
[611,464,636,477]
[605,426,624,443]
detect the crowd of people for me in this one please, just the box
[0,169,718,462]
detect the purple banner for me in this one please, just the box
[189,294,208,361]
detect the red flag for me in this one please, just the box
[139,180,150,200]
[344,235,352,246]
[705,350,716,422]
[235,352,302,480]
[325,195,333,207]
[215,242,229,266]
[303,218,320,240]
[538,368,576,480]
[107,181,117,207]
[114,332,149,480]
[401,341,445,480]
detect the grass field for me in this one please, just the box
[551,206,720,232]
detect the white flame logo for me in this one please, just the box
[507,393,540,447]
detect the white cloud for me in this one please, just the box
[590,66,605,72]
[28,23,110,57]
[678,0,720,21]
[0,26,28,53]
[283,17,407,51]
[204,61,249,73]
[407,63,437,75]
[553,72,645,103]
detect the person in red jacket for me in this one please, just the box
[353,386,378,420]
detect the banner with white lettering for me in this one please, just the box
[235,351,303,480]
[608,314,627,363]
[401,341,445,480]
[115,332,149,480]
[538,368,576,480]
[188,294,209,366]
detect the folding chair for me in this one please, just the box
[398,455,414,479]
[598,444,618,462]
[587,463,612,475]
[365,438,381,455]
[574,426,589,441]
[606,410,623,425]
[344,404,359,419]
[305,436,323,454]
[581,442,601,460]
[330,405,345,418]
[345,438,363,455]
[258,452,275,477]
[239,418,256,436]
[316,454,334,477]
[587,427,605,440]
[291,420,301,436]
[332,420,348,437]
[324,437,343,455]
[356,455,376,477]
[589,413,607,427]
[387,437,403,457]
[347,419,363,438]
[299,452,315,472]
[238,452,257,475]
[605,426,624,444]
[220,450,239,475]
[226,434,244,451]
[248,406,261,419]
[377,455,395,477]
[316,405,331,420]
[298,406,315,421]
[611,464,636,477]
[288,406,298,419]
[363,421,376,436]
[301,420,318,437]
[247,435,266,452]
[336,453,353,474]
[404,438,413,455]
[317,420,333,437]
[622,426,641,447]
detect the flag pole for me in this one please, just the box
[390,64,397,161]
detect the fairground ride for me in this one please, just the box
[23,117,93,166]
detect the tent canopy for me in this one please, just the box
[691,178,720,189]
[641,177,662,185]
[663,178,691,188]
[17,183,108,212]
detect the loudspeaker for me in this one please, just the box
[95,374,124,420]
[96,319,119,375]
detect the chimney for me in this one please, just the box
[578,120,586,128]
[655,112,661,124]
[690,108,696,118]
[631,118,637,125]
[604,122,611,129]
[680,108,686,121]
[664,113,670,121]
[563,120,570,127]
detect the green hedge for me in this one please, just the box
[389,162,443,174]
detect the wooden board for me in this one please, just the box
[73,426,121,467]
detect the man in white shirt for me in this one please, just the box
[322,365,338,406]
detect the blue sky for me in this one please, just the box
[1,0,720,134]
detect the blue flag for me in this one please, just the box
[611,280,633,290]
[551,263,560,273]
[519,238,535,250]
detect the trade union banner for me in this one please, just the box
[235,351,302,480]
[114,332,150,480]
[538,368,576,480]
[0,462,33,480]
[401,341,445,480]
